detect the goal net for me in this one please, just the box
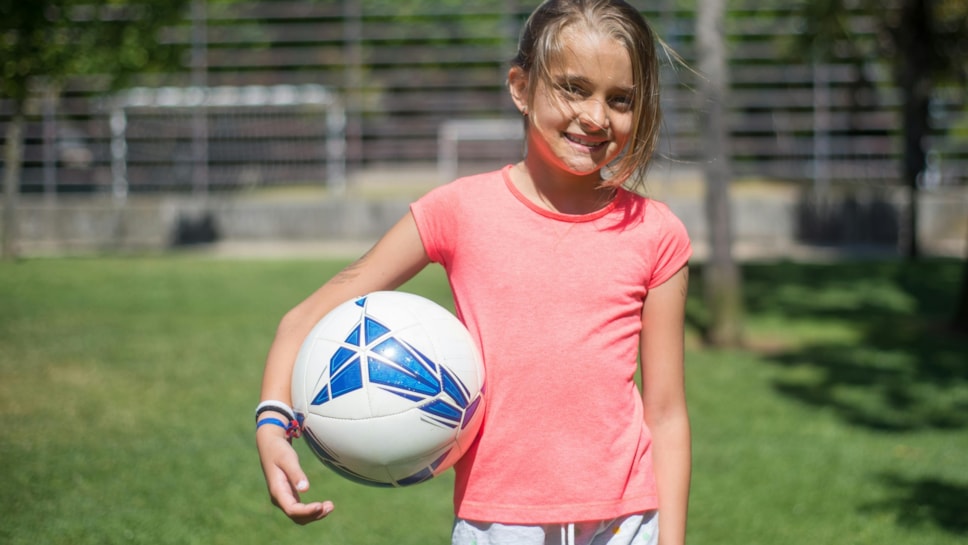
[109,84,345,200]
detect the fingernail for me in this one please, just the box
[296,479,309,491]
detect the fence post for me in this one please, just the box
[110,106,128,204]
[191,0,209,198]
[343,0,363,176]
[812,50,831,196]
[42,83,58,203]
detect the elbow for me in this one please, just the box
[643,399,690,432]
[275,300,325,343]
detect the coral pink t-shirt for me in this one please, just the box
[410,166,692,524]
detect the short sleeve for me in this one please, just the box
[647,201,692,289]
[410,182,461,266]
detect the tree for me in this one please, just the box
[793,0,968,259]
[956,222,968,334]
[793,0,968,332]
[696,0,744,347]
[0,0,191,259]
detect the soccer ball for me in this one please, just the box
[291,291,486,487]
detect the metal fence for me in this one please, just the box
[2,0,965,196]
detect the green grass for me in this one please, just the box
[1,256,966,544]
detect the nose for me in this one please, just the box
[577,98,608,132]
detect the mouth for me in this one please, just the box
[564,133,607,151]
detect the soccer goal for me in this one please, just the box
[109,84,345,200]
[437,118,524,182]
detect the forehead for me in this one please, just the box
[549,26,633,88]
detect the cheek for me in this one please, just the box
[612,115,634,145]
[527,111,571,149]
[532,99,571,128]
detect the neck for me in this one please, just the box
[511,160,616,215]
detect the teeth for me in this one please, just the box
[566,134,602,147]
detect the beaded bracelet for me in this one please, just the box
[255,401,303,442]
[256,416,303,443]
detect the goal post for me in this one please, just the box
[437,118,523,183]
[109,84,346,201]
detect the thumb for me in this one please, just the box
[292,472,310,494]
[277,457,334,523]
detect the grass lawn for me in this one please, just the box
[1,256,965,544]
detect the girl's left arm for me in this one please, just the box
[640,265,691,545]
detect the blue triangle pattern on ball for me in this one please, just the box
[309,296,476,430]
[369,337,440,396]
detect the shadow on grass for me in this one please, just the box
[739,259,968,432]
[862,474,968,535]
[721,258,968,537]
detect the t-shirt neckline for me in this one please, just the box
[501,165,621,223]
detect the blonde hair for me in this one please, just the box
[511,0,662,192]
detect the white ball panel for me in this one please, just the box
[291,291,486,487]
[304,407,457,464]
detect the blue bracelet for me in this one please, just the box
[256,417,288,431]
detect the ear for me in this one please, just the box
[507,66,529,114]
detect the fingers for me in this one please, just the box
[275,490,334,525]
[258,431,334,525]
[271,459,335,524]
[270,474,334,524]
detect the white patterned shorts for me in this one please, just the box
[451,511,659,545]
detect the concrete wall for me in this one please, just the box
[5,183,966,259]
[9,193,413,256]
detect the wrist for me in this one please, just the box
[255,400,302,442]
[255,400,296,422]
[256,417,289,431]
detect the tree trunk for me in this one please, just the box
[696,0,743,347]
[896,0,933,259]
[2,106,24,261]
[953,221,968,334]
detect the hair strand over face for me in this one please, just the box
[511,0,662,192]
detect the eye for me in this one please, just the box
[554,80,588,100]
[609,94,633,111]
[558,84,581,97]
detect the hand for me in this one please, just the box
[256,426,334,525]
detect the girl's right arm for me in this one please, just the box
[256,211,431,525]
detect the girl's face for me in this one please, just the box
[512,26,635,180]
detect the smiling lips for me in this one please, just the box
[564,132,607,150]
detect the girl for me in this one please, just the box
[255,1,692,544]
